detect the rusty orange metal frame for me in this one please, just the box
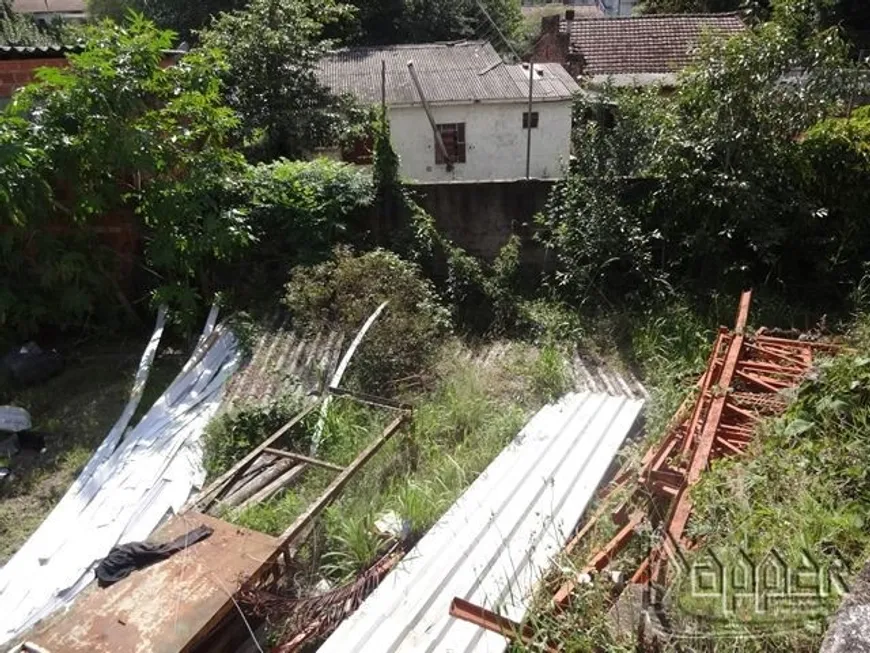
[551,289,835,607]
[448,598,556,651]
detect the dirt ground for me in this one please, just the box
[0,339,184,565]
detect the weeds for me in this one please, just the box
[202,397,304,479]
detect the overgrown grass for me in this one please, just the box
[224,339,563,584]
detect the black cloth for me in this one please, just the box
[95,524,214,587]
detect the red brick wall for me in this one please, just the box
[0,58,68,98]
[532,17,583,77]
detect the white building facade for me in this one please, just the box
[318,42,579,182]
[387,96,573,182]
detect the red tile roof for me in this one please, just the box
[563,12,746,75]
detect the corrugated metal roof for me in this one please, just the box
[320,391,644,653]
[317,41,579,107]
[468,341,648,400]
[0,44,82,59]
[222,312,345,408]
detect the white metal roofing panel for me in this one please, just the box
[0,311,241,645]
[320,391,644,653]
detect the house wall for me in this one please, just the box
[388,100,572,182]
[0,57,67,99]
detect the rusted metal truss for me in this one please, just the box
[549,290,836,608]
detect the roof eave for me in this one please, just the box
[387,95,576,109]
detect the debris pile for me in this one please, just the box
[240,542,407,652]
[446,291,838,649]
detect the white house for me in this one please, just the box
[11,0,87,24]
[317,41,579,182]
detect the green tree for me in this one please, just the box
[539,0,861,306]
[1,16,251,333]
[201,0,356,160]
[88,0,249,40]
[345,0,521,48]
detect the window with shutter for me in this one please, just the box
[435,123,466,164]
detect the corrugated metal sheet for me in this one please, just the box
[469,341,648,400]
[317,41,579,107]
[319,391,644,653]
[0,44,82,59]
[222,312,345,408]
[0,312,241,646]
[12,0,85,13]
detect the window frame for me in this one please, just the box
[435,122,466,165]
[523,111,540,129]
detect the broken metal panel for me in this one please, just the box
[222,311,345,409]
[28,513,278,653]
[0,314,241,646]
[318,391,644,653]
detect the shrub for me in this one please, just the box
[2,16,250,335]
[284,247,451,391]
[238,158,374,288]
[202,397,304,479]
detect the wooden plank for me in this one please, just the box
[277,414,408,546]
[263,448,344,472]
[195,402,318,511]
[233,465,306,513]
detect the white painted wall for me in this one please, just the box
[387,100,572,182]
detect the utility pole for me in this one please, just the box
[526,58,534,180]
[408,60,453,169]
[475,0,534,180]
[381,58,386,122]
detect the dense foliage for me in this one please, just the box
[200,0,358,161]
[88,0,248,40]
[202,398,305,478]
[284,247,451,391]
[343,0,521,48]
[239,158,374,286]
[0,17,250,333]
[539,2,866,309]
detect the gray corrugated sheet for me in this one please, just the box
[320,391,644,652]
[317,40,579,107]
[470,341,648,400]
[12,0,85,13]
[226,323,647,408]
[0,44,83,59]
[222,312,344,407]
